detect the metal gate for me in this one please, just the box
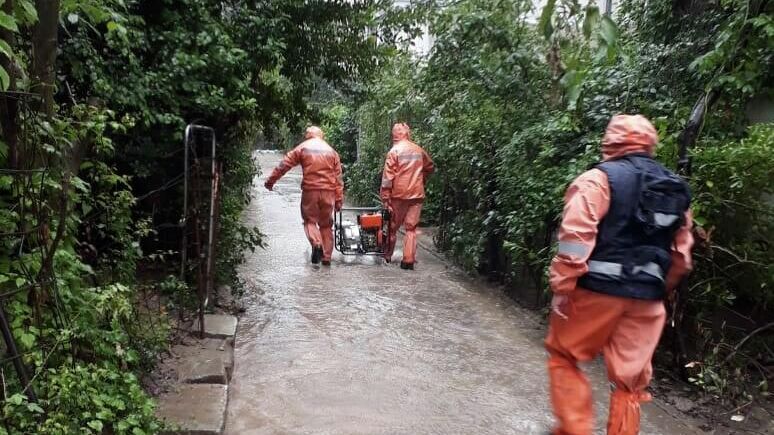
[180,124,220,338]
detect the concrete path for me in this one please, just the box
[224,152,701,435]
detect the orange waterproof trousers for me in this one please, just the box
[385,198,423,264]
[300,190,335,262]
[545,288,666,435]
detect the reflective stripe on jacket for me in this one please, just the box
[266,138,344,202]
[550,115,694,297]
[549,164,694,296]
[380,140,434,201]
[576,154,691,300]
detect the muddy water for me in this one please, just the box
[224,152,699,435]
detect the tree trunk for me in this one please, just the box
[31,0,60,116]
[676,91,719,175]
[29,0,63,323]
[670,89,720,374]
[0,0,19,169]
[480,141,503,280]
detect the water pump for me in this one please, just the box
[335,206,390,256]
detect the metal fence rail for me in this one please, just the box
[180,124,220,338]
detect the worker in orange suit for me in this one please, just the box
[380,123,434,270]
[545,114,694,435]
[264,126,344,266]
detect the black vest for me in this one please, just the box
[578,154,691,300]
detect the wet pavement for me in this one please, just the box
[224,152,701,435]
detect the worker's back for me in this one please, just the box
[263,126,344,266]
[293,138,341,192]
[384,140,434,200]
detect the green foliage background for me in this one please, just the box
[0,0,770,430]
[0,0,410,432]
[342,0,773,400]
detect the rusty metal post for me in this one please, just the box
[0,298,37,402]
[207,163,222,307]
[205,133,217,310]
[182,124,217,338]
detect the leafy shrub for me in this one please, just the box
[690,124,774,308]
[347,0,773,400]
[1,364,161,435]
[1,1,412,431]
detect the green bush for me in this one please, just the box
[347,0,773,400]
[690,124,774,309]
[1,364,161,435]
[1,0,409,431]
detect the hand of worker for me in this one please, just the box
[264,180,274,191]
[335,200,342,212]
[551,294,570,320]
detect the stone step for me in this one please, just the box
[157,384,228,435]
[190,314,237,339]
[173,338,234,384]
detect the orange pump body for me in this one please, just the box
[358,213,384,247]
[359,213,382,230]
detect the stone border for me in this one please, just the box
[156,314,238,434]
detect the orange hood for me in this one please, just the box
[392,123,411,143]
[601,115,658,161]
[305,126,324,140]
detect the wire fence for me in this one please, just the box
[0,117,222,403]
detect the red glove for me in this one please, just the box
[335,200,342,212]
[264,180,274,191]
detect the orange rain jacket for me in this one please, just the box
[266,131,344,204]
[549,115,694,296]
[379,123,435,204]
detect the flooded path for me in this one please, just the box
[224,152,699,435]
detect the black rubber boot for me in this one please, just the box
[400,262,414,270]
[311,246,323,264]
